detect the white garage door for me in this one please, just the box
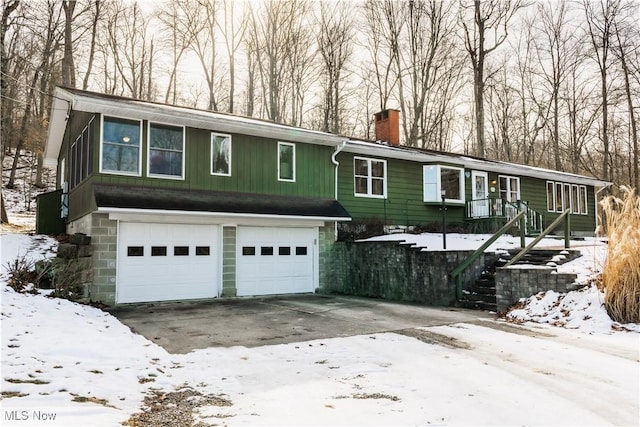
[117,223,219,303]
[236,226,315,296]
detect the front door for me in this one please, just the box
[471,171,489,217]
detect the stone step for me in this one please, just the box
[457,300,497,312]
[460,291,496,304]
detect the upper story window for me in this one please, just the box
[278,142,296,182]
[354,157,387,198]
[211,133,231,176]
[101,116,142,175]
[148,122,185,179]
[69,117,95,189]
[423,165,464,203]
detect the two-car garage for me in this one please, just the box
[116,222,317,304]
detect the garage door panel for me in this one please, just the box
[117,223,219,304]
[237,226,315,297]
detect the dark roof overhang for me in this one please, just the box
[93,184,351,221]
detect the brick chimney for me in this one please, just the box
[374,109,400,146]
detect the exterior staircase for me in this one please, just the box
[457,248,581,311]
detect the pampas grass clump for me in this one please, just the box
[599,186,640,324]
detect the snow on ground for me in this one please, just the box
[1,233,639,426]
[363,230,604,254]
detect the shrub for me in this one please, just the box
[49,258,86,301]
[600,186,640,324]
[4,256,37,293]
[337,217,386,241]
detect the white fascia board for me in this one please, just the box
[70,94,344,147]
[44,91,75,164]
[344,140,611,188]
[98,207,351,225]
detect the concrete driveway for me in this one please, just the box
[109,294,493,353]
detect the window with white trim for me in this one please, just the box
[278,142,295,182]
[499,175,520,202]
[546,181,588,215]
[354,157,387,198]
[423,165,465,203]
[211,133,231,176]
[147,122,185,179]
[101,116,141,175]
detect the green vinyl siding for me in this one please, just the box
[337,152,466,226]
[64,114,335,222]
[519,176,596,233]
[337,151,597,233]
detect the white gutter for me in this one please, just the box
[331,140,348,199]
[97,207,351,223]
[343,140,611,188]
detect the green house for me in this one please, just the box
[335,110,611,235]
[41,87,350,305]
[40,89,609,306]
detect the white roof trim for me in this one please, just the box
[98,207,351,223]
[344,140,611,187]
[45,87,345,164]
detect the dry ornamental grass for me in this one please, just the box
[599,186,640,324]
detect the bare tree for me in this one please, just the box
[248,0,311,124]
[81,0,100,90]
[563,59,600,176]
[459,0,526,157]
[217,0,247,113]
[362,0,399,110]
[583,0,622,181]
[533,0,574,170]
[316,1,354,134]
[0,0,20,223]
[6,1,63,189]
[156,0,194,105]
[101,1,156,100]
[61,0,76,87]
[613,5,639,188]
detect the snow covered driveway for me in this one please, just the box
[2,286,638,426]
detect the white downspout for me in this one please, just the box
[331,140,348,239]
[595,183,613,235]
[331,140,348,200]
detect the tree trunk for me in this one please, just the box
[82,0,100,90]
[1,192,8,223]
[616,28,639,189]
[62,0,76,87]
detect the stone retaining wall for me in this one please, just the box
[495,266,578,313]
[323,241,490,306]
